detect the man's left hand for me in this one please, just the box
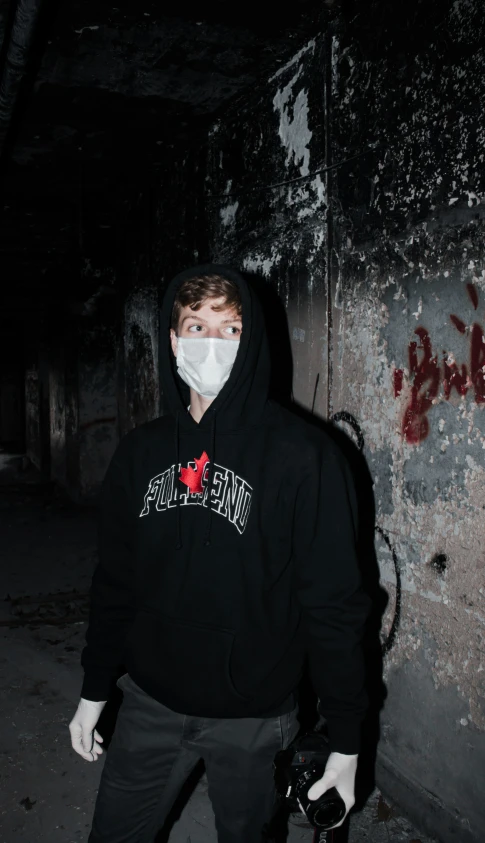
[307,752,358,828]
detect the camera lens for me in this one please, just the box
[312,796,345,827]
[306,787,346,829]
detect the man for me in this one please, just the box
[69,265,370,843]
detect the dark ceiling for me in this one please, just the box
[0,0,321,344]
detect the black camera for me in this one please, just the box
[274,731,346,837]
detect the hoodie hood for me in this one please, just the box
[159,264,271,431]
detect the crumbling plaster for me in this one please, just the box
[207,38,329,413]
[204,2,485,838]
[330,0,485,738]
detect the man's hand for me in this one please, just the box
[307,752,358,828]
[69,698,107,762]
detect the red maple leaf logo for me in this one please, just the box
[179,451,210,495]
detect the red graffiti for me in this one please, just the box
[467,282,479,310]
[397,283,485,444]
[471,322,485,403]
[393,369,404,397]
[443,357,468,399]
[402,328,440,444]
[449,314,466,334]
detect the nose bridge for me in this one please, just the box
[206,327,220,339]
[205,336,219,358]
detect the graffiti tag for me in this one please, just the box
[394,283,485,444]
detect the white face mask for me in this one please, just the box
[175,337,239,399]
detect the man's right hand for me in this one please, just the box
[69,698,107,762]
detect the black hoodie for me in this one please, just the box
[81,264,370,754]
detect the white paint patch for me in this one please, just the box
[74,25,100,34]
[242,249,281,278]
[292,327,306,343]
[420,590,442,603]
[412,297,423,320]
[313,174,325,205]
[220,200,239,227]
[466,191,480,206]
[269,39,315,81]
[290,174,326,220]
[465,454,482,472]
[273,75,312,177]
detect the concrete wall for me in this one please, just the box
[118,287,160,437]
[207,37,329,412]
[0,362,24,446]
[49,346,66,487]
[77,324,118,501]
[203,3,485,840]
[25,359,41,469]
[331,5,485,841]
[25,347,50,475]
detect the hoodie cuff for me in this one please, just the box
[326,717,362,755]
[81,670,117,702]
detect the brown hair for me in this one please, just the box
[171,274,242,332]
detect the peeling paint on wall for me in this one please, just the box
[269,39,315,81]
[206,35,328,411]
[273,74,312,177]
[329,4,485,835]
[242,249,282,279]
[220,199,239,228]
[204,5,485,839]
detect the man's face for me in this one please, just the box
[170,296,242,356]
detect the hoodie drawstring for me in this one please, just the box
[203,412,216,547]
[174,411,182,550]
[174,409,216,549]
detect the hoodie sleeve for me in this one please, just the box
[293,437,370,754]
[80,438,137,701]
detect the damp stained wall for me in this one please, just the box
[49,346,66,487]
[48,333,83,498]
[330,3,485,840]
[24,347,50,476]
[25,362,40,468]
[117,145,203,436]
[206,37,330,413]
[76,323,118,500]
[119,287,160,436]
[204,4,485,841]
[0,363,24,446]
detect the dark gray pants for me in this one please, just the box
[89,673,299,843]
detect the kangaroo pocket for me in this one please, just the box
[124,610,249,715]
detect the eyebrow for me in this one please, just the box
[181,315,207,324]
[181,315,242,325]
